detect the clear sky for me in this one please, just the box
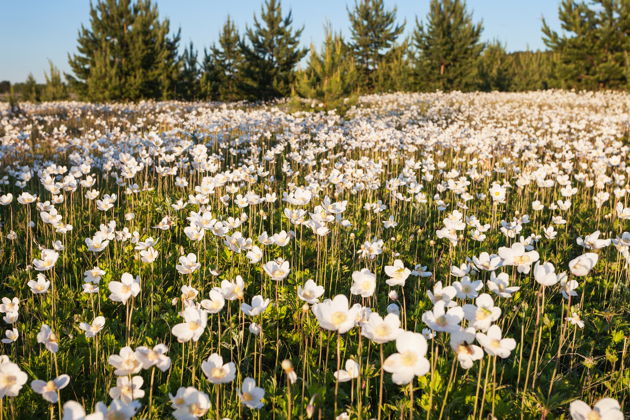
[0,0,562,83]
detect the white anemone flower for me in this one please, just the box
[383,331,430,385]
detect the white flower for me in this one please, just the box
[0,357,28,398]
[569,253,598,276]
[350,268,376,297]
[263,259,290,281]
[498,242,539,274]
[170,386,210,419]
[427,281,457,307]
[64,399,140,420]
[109,376,144,403]
[108,273,141,304]
[311,294,361,334]
[79,316,105,338]
[37,324,59,353]
[220,276,245,300]
[238,377,265,409]
[33,249,59,271]
[560,274,579,299]
[85,232,110,252]
[463,293,501,331]
[361,312,401,344]
[383,331,430,385]
[1,328,18,344]
[489,183,506,202]
[422,301,464,333]
[534,262,559,286]
[28,274,50,294]
[241,295,271,317]
[0,297,19,313]
[566,312,585,329]
[297,279,325,304]
[569,397,623,420]
[384,259,411,287]
[108,346,142,376]
[472,253,502,271]
[176,253,201,275]
[171,307,207,342]
[452,276,483,299]
[201,353,236,384]
[140,247,158,263]
[487,272,520,298]
[476,325,516,358]
[577,231,610,250]
[135,344,171,371]
[249,322,262,335]
[200,288,225,313]
[246,246,263,263]
[450,328,484,369]
[334,359,360,382]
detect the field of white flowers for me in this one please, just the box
[0,91,628,419]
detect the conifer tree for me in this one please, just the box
[201,17,244,101]
[477,42,512,91]
[238,0,306,100]
[347,0,405,91]
[542,0,628,90]
[295,28,358,110]
[42,61,68,101]
[412,0,483,91]
[371,41,414,93]
[23,74,39,102]
[506,51,559,91]
[67,0,180,101]
[177,42,200,100]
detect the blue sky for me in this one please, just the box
[0,1,561,83]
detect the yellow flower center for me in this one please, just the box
[401,351,418,367]
[476,307,492,321]
[375,324,390,337]
[586,411,601,420]
[211,367,226,379]
[331,311,347,326]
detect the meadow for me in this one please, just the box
[0,90,628,419]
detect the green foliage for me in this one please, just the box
[347,0,405,91]
[201,16,244,102]
[67,0,181,101]
[542,0,629,90]
[371,40,414,93]
[477,41,512,92]
[238,0,306,100]
[506,51,561,91]
[412,0,484,91]
[42,60,68,101]
[176,42,200,100]
[23,73,40,102]
[295,28,359,112]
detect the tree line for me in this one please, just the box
[3,0,628,105]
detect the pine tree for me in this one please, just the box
[295,28,358,111]
[67,0,180,101]
[477,41,512,91]
[42,61,68,101]
[201,16,244,101]
[177,42,200,100]
[371,41,414,93]
[347,0,405,91]
[506,51,559,91]
[542,0,628,90]
[238,0,306,100]
[23,74,39,102]
[412,0,483,91]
